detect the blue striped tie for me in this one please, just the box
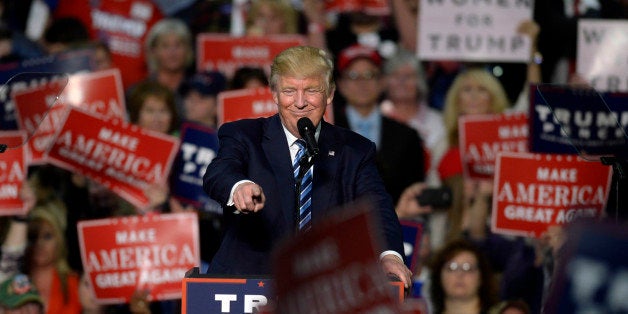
[294,139,312,231]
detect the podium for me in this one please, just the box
[182,267,273,314]
[182,267,405,314]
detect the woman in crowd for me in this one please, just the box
[437,67,510,244]
[141,18,195,117]
[23,204,82,313]
[428,239,498,314]
[244,0,327,49]
[128,80,180,136]
[110,80,182,313]
[381,48,446,185]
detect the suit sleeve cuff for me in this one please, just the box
[380,250,404,263]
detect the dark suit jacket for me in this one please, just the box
[334,108,426,204]
[203,114,404,275]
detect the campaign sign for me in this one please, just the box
[196,34,305,78]
[12,79,68,164]
[78,212,200,304]
[217,87,334,127]
[217,87,275,126]
[57,69,127,119]
[418,0,532,62]
[577,19,628,92]
[13,69,127,164]
[53,0,164,88]
[459,112,529,179]
[491,152,612,238]
[171,123,220,213]
[0,49,95,130]
[325,0,390,16]
[0,131,28,216]
[47,107,180,209]
[529,84,628,158]
[543,222,628,313]
[272,201,402,313]
[182,269,272,314]
[400,220,424,274]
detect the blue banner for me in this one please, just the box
[529,85,628,158]
[183,271,273,314]
[171,123,222,214]
[544,222,628,313]
[400,220,423,272]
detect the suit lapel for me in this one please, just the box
[312,121,340,221]
[262,115,297,229]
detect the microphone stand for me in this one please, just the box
[601,156,628,222]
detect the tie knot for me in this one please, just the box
[295,139,306,150]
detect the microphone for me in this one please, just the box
[297,117,319,159]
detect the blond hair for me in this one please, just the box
[270,46,335,97]
[246,0,298,34]
[442,67,510,146]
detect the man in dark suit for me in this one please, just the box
[333,44,426,204]
[203,46,411,287]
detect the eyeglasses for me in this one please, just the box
[443,262,478,273]
[343,71,380,81]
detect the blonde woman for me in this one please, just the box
[437,67,510,245]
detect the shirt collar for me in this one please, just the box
[282,120,321,147]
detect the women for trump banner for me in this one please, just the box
[418,0,533,62]
[78,212,200,304]
[491,152,612,238]
[0,131,28,216]
[46,107,180,209]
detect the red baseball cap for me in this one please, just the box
[337,44,382,73]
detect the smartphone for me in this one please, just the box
[416,186,453,209]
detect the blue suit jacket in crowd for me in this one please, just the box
[203,114,404,275]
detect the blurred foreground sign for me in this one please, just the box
[544,221,628,313]
[272,201,402,313]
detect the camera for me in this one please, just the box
[416,186,452,209]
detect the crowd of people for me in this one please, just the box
[1,0,627,313]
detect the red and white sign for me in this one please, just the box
[58,69,127,119]
[13,80,68,164]
[217,87,334,127]
[54,0,164,88]
[492,152,613,238]
[14,70,127,164]
[196,34,305,78]
[325,0,390,16]
[459,112,529,179]
[78,212,200,304]
[0,131,28,216]
[272,201,401,313]
[47,107,180,209]
[217,87,275,126]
